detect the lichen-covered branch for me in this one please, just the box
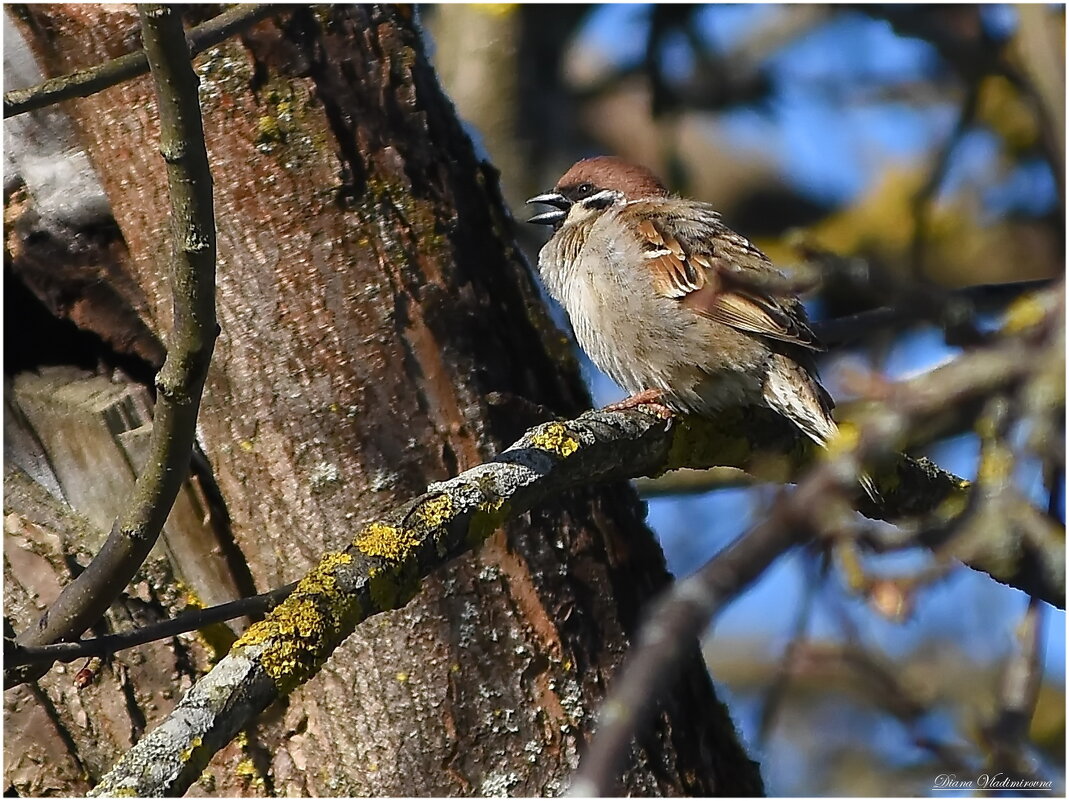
[90,397,967,796]
[3,4,278,118]
[10,5,217,684]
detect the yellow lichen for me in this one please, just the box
[180,736,204,762]
[256,115,284,149]
[174,581,237,661]
[300,551,354,593]
[235,758,265,788]
[233,552,362,690]
[175,581,205,610]
[354,522,420,561]
[410,494,454,529]
[529,422,580,458]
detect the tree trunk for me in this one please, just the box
[6,5,761,796]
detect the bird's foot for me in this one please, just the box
[602,390,676,420]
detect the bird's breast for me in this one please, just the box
[540,231,693,394]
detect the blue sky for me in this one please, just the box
[569,5,1064,793]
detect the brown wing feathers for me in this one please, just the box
[636,209,821,350]
[636,218,705,298]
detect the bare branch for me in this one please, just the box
[3,4,279,118]
[910,84,980,279]
[984,598,1046,775]
[811,279,1052,347]
[9,4,217,684]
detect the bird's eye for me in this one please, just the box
[576,182,595,197]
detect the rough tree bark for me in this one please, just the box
[6,5,761,796]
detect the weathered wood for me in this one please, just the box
[9,367,244,611]
[3,391,246,795]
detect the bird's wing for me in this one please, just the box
[632,203,823,351]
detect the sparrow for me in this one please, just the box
[527,155,876,499]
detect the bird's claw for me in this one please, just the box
[602,391,676,420]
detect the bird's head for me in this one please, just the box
[526,156,668,227]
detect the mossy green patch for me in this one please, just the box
[665,415,749,472]
[251,75,327,168]
[468,498,510,546]
[935,490,969,522]
[529,422,580,458]
[367,562,421,611]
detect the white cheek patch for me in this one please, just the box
[581,189,622,210]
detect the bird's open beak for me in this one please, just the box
[526,191,570,225]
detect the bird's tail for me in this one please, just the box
[763,354,882,504]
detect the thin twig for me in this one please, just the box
[795,642,976,773]
[9,4,217,686]
[1014,6,1065,203]
[4,4,278,118]
[6,582,297,669]
[755,549,819,744]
